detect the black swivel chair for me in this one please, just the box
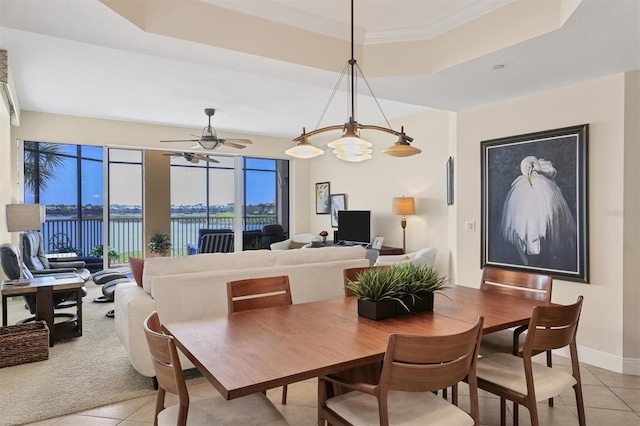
[259,224,286,249]
[21,231,91,281]
[0,243,86,324]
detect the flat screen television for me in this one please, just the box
[337,210,371,245]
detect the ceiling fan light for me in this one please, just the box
[199,140,218,149]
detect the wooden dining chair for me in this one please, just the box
[476,296,585,426]
[478,266,554,413]
[227,275,292,404]
[142,311,289,426]
[318,317,484,426]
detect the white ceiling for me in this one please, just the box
[0,0,638,140]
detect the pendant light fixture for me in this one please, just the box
[286,0,422,161]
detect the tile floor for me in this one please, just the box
[22,355,640,426]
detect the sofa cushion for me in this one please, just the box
[275,245,366,266]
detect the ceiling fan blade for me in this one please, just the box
[161,152,183,157]
[194,154,220,163]
[222,141,247,149]
[223,138,252,144]
[160,139,199,143]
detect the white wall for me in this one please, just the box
[0,90,14,269]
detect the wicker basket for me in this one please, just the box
[0,321,50,368]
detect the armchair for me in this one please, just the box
[374,247,437,268]
[21,231,90,281]
[198,229,234,253]
[0,243,86,324]
[270,233,316,250]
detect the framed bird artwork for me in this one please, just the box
[480,124,589,283]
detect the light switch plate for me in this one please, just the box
[464,221,476,232]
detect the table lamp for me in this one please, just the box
[5,203,46,284]
[392,196,415,253]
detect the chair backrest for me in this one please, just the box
[143,312,190,424]
[0,243,34,280]
[343,265,389,297]
[260,224,286,247]
[523,296,583,356]
[227,275,292,313]
[480,267,552,302]
[22,231,50,270]
[199,232,234,253]
[377,317,484,424]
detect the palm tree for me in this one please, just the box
[23,142,65,199]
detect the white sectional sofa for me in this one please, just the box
[114,246,369,377]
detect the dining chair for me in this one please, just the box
[478,266,554,412]
[318,317,484,426]
[143,311,289,426]
[226,275,292,404]
[476,296,585,426]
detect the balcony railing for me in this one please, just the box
[42,215,278,262]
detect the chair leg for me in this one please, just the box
[452,384,458,406]
[574,383,586,425]
[281,384,288,405]
[500,397,506,426]
[513,403,519,426]
[442,387,448,399]
[547,350,554,407]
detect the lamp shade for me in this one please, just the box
[6,204,46,232]
[392,197,416,216]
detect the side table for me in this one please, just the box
[1,275,84,346]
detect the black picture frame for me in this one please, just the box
[315,182,331,214]
[330,193,346,228]
[480,124,589,283]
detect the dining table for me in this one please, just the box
[163,284,551,401]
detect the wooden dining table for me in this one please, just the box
[163,284,551,400]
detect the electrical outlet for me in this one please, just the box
[464,221,476,232]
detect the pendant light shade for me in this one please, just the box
[284,130,324,159]
[382,129,423,157]
[286,0,421,162]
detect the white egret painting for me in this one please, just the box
[481,125,588,283]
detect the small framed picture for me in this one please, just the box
[330,193,346,228]
[315,182,330,214]
[372,236,384,250]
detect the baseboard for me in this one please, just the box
[555,345,640,375]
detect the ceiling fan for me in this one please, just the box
[160,108,252,150]
[162,152,220,164]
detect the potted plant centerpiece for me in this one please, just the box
[346,264,447,320]
[393,264,448,315]
[148,233,172,257]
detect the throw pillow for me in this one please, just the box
[129,257,145,287]
[289,241,307,249]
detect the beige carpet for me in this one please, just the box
[0,280,202,426]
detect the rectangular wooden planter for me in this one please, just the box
[0,321,49,368]
[357,299,396,321]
